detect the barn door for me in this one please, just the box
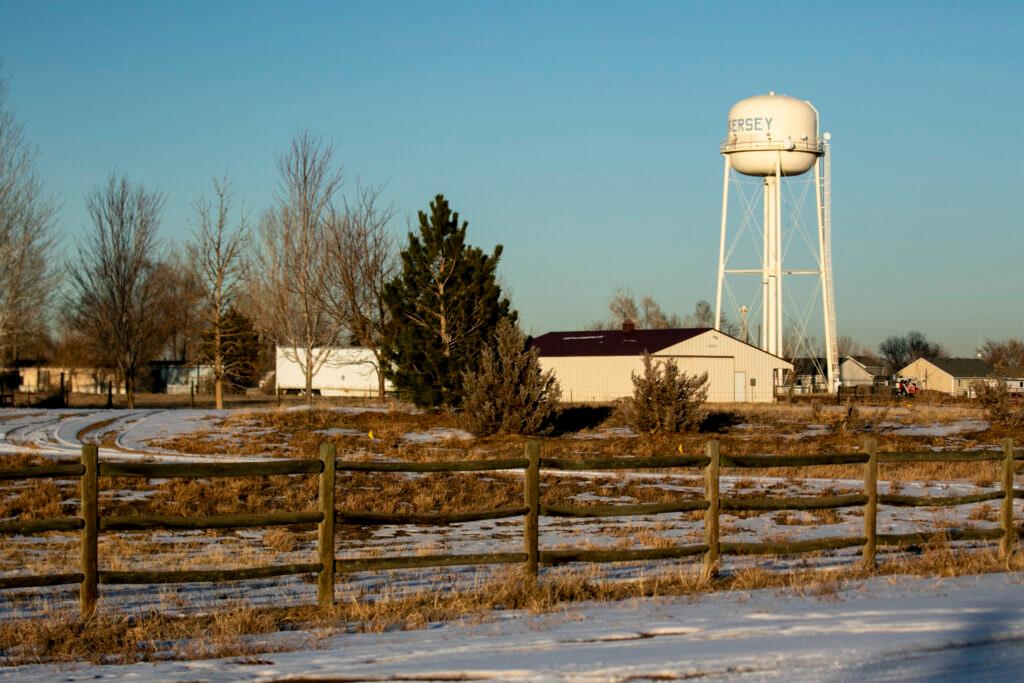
[734,372,746,402]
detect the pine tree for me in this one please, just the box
[624,353,708,434]
[461,318,561,436]
[382,194,514,408]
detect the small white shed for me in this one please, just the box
[531,327,792,403]
[275,347,391,397]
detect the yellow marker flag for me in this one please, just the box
[368,430,375,440]
[678,444,683,455]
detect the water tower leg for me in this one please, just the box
[815,151,839,393]
[714,158,730,331]
[763,174,780,357]
[774,159,783,358]
[761,178,770,352]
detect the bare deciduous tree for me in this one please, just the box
[980,338,1024,374]
[190,176,249,408]
[323,181,397,398]
[66,175,167,408]
[836,335,867,358]
[588,291,742,336]
[877,330,945,375]
[157,250,205,361]
[252,132,345,399]
[0,72,58,361]
[588,288,683,330]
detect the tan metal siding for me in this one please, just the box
[899,359,953,394]
[539,356,643,403]
[540,331,792,404]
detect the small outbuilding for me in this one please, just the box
[839,355,888,387]
[897,357,995,397]
[1002,367,1024,395]
[531,326,792,403]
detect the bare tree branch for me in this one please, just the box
[250,132,346,399]
[65,174,167,408]
[0,71,58,361]
[190,174,250,408]
[322,180,397,397]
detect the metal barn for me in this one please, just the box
[531,327,792,403]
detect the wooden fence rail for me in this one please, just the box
[0,437,1018,617]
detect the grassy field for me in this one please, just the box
[1,399,1022,665]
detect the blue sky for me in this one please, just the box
[1,1,1021,355]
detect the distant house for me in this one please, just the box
[148,361,213,395]
[790,357,829,394]
[275,347,391,397]
[531,326,792,403]
[897,357,996,397]
[999,367,1024,395]
[839,355,888,387]
[12,360,121,395]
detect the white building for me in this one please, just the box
[275,347,391,397]
[531,326,792,403]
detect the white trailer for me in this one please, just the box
[275,347,392,397]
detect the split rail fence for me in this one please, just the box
[1,439,1022,618]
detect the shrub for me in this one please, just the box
[972,380,1024,429]
[623,353,708,434]
[461,319,561,436]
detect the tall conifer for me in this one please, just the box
[382,195,513,408]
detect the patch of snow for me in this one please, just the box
[886,419,989,437]
[314,427,362,437]
[571,426,637,440]
[402,428,472,443]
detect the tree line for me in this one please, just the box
[1,71,560,426]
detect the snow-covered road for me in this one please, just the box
[0,408,265,462]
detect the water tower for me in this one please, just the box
[713,92,838,392]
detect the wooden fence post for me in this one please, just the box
[701,440,720,582]
[318,441,336,608]
[80,443,98,619]
[862,437,878,570]
[1001,438,1015,561]
[524,441,540,580]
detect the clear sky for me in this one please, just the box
[1,1,1021,355]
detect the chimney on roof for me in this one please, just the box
[622,319,636,333]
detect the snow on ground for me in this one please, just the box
[2,406,1020,679]
[402,427,473,443]
[1,407,1020,621]
[0,406,464,459]
[2,571,1023,681]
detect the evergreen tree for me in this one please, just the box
[461,318,561,436]
[382,194,513,408]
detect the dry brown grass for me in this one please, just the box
[3,403,1023,665]
[134,401,1023,488]
[0,601,316,665]
[4,541,1022,666]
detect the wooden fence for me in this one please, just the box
[1,439,1022,618]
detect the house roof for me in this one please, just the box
[919,357,993,378]
[1000,366,1024,379]
[845,355,886,375]
[793,357,828,377]
[530,328,708,357]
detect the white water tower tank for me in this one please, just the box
[721,92,821,176]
